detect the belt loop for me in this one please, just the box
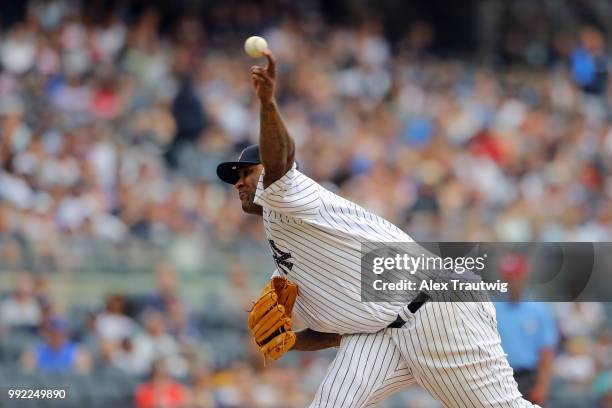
[387,315,406,329]
[407,292,431,313]
[388,291,431,329]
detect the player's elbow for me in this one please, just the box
[263,155,294,187]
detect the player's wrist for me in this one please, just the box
[259,97,276,107]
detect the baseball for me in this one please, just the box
[244,36,268,58]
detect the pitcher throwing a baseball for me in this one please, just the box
[216,48,539,407]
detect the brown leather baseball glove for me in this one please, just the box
[248,276,298,361]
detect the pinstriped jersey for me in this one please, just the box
[254,163,414,334]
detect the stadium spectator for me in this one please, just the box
[132,309,187,378]
[555,302,606,338]
[135,262,181,313]
[555,336,597,385]
[165,298,200,344]
[553,336,600,407]
[134,359,188,408]
[110,337,143,377]
[571,26,608,95]
[20,318,91,373]
[0,272,41,330]
[189,365,216,408]
[494,254,559,405]
[95,293,137,342]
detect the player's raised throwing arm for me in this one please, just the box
[251,50,295,188]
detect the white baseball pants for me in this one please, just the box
[309,301,539,408]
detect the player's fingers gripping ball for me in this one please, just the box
[248,277,298,361]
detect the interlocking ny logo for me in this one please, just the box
[269,240,293,274]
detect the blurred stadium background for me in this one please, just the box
[0,0,611,407]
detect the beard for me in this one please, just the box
[241,193,263,215]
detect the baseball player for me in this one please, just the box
[216,49,538,408]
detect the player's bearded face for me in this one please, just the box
[235,164,264,215]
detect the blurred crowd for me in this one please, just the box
[0,0,611,407]
[0,268,327,407]
[0,0,610,248]
[1,269,611,407]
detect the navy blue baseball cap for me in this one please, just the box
[216,144,261,185]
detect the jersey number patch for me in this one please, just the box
[269,240,293,275]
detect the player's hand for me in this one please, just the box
[251,49,276,104]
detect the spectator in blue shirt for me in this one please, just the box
[21,318,91,373]
[570,27,608,95]
[494,253,559,406]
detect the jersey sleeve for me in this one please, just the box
[254,162,321,220]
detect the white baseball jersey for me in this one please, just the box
[254,162,538,408]
[254,162,412,334]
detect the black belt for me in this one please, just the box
[387,291,431,328]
